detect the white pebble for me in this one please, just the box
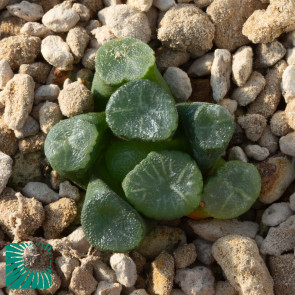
[22,182,60,204]
[56,255,80,286]
[262,202,294,227]
[110,253,137,287]
[14,116,39,139]
[232,46,253,87]
[92,26,116,47]
[0,60,13,90]
[0,152,13,195]
[163,67,192,102]
[281,65,295,103]
[175,267,215,295]
[231,71,266,106]
[35,84,60,105]
[153,0,175,11]
[245,145,270,161]
[67,226,91,256]
[7,1,44,22]
[20,22,52,37]
[39,101,62,134]
[42,5,80,32]
[82,48,97,70]
[187,53,214,77]
[92,259,117,283]
[286,48,295,65]
[279,132,295,157]
[59,181,80,201]
[211,49,232,102]
[127,0,153,12]
[41,35,74,71]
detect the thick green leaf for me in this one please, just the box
[122,150,203,220]
[81,178,146,252]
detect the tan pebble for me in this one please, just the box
[248,60,287,118]
[20,22,52,37]
[7,1,44,22]
[187,53,214,78]
[279,131,295,157]
[66,27,90,63]
[0,16,27,39]
[70,262,98,295]
[286,48,295,65]
[173,243,197,269]
[0,60,13,90]
[0,115,19,155]
[39,101,62,134]
[232,71,266,106]
[82,48,97,71]
[194,0,213,8]
[0,35,41,70]
[243,0,295,44]
[156,47,190,72]
[188,219,258,242]
[269,254,295,295]
[207,0,263,51]
[255,40,286,68]
[43,198,77,239]
[218,98,237,118]
[270,111,292,137]
[3,74,35,131]
[80,0,103,13]
[257,154,295,204]
[14,116,40,139]
[91,258,116,283]
[232,46,253,87]
[67,226,91,256]
[92,26,116,46]
[145,7,158,38]
[18,132,46,154]
[212,235,274,295]
[72,3,91,22]
[281,65,295,103]
[19,62,51,84]
[237,114,267,142]
[0,189,45,238]
[158,4,214,54]
[56,255,80,287]
[150,252,174,295]
[286,99,295,129]
[127,0,152,12]
[245,144,269,161]
[130,251,146,274]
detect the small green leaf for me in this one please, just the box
[202,161,261,219]
[122,150,203,220]
[81,178,146,252]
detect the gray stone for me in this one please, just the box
[245,144,269,161]
[262,202,294,226]
[279,132,295,157]
[14,116,39,139]
[59,181,80,202]
[7,1,44,22]
[34,84,60,105]
[192,237,215,265]
[228,146,248,162]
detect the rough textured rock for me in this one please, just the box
[94,281,122,295]
[212,235,274,295]
[286,99,295,129]
[0,60,13,90]
[232,46,253,87]
[207,0,263,51]
[127,0,152,11]
[82,48,97,70]
[98,5,151,43]
[67,226,91,256]
[92,259,116,283]
[269,254,295,295]
[158,4,215,54]
[42,5,80,32]
[210,49,232,102]
[261,215,295,255]
[231,71,266,106]
[56,255,80,287]
[137,226,186,259]
[188,219,259,242]
[18,132,46,154]
[270,111,292,137]
[237,114,267,142]
[248,60,287,118]
[255,40,286,68]
[0,35,41,70]
[281,65,295,103]
[262,202,294,227]
[110,254,137,288]
[41,35,74,71]
[242,0,295,44]
[14,116,39,139]
[43,198,77,239]
[19,62,51,84]
[72,3,91,22]
[0,152,13,195]
[215,281,238,295]
[173,244,197,269]
[20,21,51,37]
[150,252,174,295]
[257,155,295,204]
[3,74,35,131]
[58,81,93,117]
[0,188,45,238]
[39,101,62,134]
